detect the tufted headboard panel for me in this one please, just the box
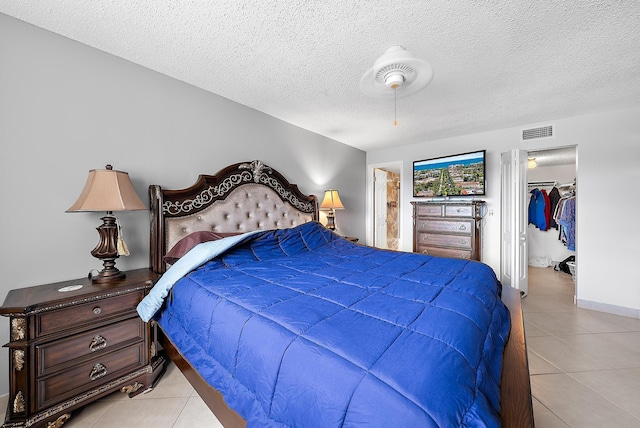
[149,160,318,273]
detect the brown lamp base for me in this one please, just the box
[90,214,125,283]
[92,259,126,283]
[324,208,337,230]
[325,214,336,230]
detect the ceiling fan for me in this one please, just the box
[360,46,433,125]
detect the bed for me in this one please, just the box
[142,160,534,427]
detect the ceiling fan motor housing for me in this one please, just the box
[361,45,433,97]
[374,46,416,89]
[384,71,405,88]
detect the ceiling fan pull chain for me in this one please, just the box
[394,89,398,126]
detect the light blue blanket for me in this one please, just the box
[136,230,263,322]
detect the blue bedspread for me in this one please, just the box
[151,221,510,427]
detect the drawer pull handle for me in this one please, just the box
[93,307,102,315]
[89,335,107,352]
[458,225,467,230]
[89,363,108,381]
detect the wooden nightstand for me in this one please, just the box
[0,268,166,428]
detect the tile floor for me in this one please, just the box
[0,361,223,427]
[1,266,639,427]
[526,266,640,427]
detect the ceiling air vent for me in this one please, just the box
[521,125,554,141]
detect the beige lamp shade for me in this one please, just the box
[66,165,145,283]
[319,189,345,210]
[67,165,146,212]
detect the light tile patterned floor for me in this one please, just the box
[0,361,222,428]
[526,266,640,427]
[67,362,223,427]
[1,266,638,427]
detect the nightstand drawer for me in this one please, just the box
[416,219,473,234]
[416,232,472,249]
[416,246,472,260]
[38,317,144,376]
[36,290,144,338]
[38,342,145,409]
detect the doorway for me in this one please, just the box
[526,146,577,299]
[373,167,401,250]
[500,146,577,299]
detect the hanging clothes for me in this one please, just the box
[528,190,537,225]
[528,188,547,230]
[547,187,561,229]
[541,189,551,231]
[553,192,576,250]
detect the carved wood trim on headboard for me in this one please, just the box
[149,160,319,273]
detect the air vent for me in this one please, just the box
[521,125,554,141]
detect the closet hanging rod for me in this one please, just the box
[527,180,557,187]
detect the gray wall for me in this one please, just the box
[0,14,365,395]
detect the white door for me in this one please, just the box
[501,149,529,295]
[374,168,388,248]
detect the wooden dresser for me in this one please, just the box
[411,201,485,261]
[0,268,166,428]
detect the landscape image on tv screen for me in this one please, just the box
[413,150,486,197]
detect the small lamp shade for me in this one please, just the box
[67,166,146,212]
[320,190,345,210]
[320,189,344,230]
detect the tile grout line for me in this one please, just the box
[565,370,640,424]
[170,397,191,428]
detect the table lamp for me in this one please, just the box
[319,189,344,230]
[67,165,146,283]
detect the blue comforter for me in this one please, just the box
[148,221,510,427]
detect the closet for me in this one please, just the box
[526,148,576,282]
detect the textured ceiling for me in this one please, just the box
[2,1,640,152]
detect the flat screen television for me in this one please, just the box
[413,150,486,197]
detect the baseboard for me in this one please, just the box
[576,299,640,319]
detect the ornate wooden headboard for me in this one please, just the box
[149,160,319,273]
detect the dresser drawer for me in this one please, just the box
[416,246,472,260]
[36,290,144,338]
[444,204,474,217]
[38,342,145,409]
[414,204,443,216]
[37,317,144,376]
[416,232,472,249]
[416,219,473,234]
